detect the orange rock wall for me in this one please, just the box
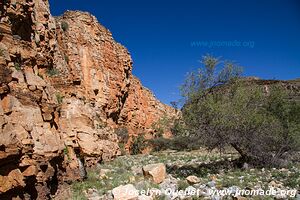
[0,1,177,199]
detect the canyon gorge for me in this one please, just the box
[0,0,177,199]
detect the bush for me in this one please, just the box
[115,127,129,155]
[149,137,171,152]
[131,134,147,155]
[96,121,107,129]
[61,21,69,32]
[64,54,69,63]
[63,146,71,160]
[170,118,188,137]
[151,114,173,138]
[150,136,202,152]
[115,127,129,144]
[47,67,59,76]
[56,93,64,104]
[0,48,4,56]
[177,180,189,190]
[14,62,21,70]
[180,55,300,167]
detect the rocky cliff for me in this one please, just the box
[0,1,177,199]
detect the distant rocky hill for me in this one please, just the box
[224,77,300,100]
[0,1,177,199]
[245,78,300,101]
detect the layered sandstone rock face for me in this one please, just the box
[53,11,132,171]
[0,0,65,199]
[119,76,178,139]
[0,0,177,199]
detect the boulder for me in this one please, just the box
[186,175,200,185]
[11,69,25,83]
[142,163,166,184]
[98,168,112,179]
[0,169,25,193]
[24,69,46,87]
[112,184,139,200]
[159,174,178,192]
[22,165,38,177]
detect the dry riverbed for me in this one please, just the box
[53,150,300,200]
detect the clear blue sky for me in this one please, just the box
[49,0,300,105]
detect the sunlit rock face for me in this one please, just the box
[0,1,177,198]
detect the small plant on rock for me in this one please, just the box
[63,146,71,160]
[64,54,69,63]
[37,73,44,79]
[115,127,129,143]
[61,21,69,32]
[14,62,21,70]
[0,48,4,56]
[47,67,59,76]
[56,93,64,104]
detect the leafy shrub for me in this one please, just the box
[96,122,107,129]
[115,127,129,144]
[152,114,173,138]
[63,146,71,160]
[149,137,170,152]
[115,127,129,155]
[47,67,59,76]
[170,118,188,137]
[150,136,202,152]
[61,21,69,31]
[131,134,147,155]
[177,180,189,190]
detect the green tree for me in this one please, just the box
[181,55,300,167]
[181,55,242,101]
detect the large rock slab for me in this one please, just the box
[142,163,166,184]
